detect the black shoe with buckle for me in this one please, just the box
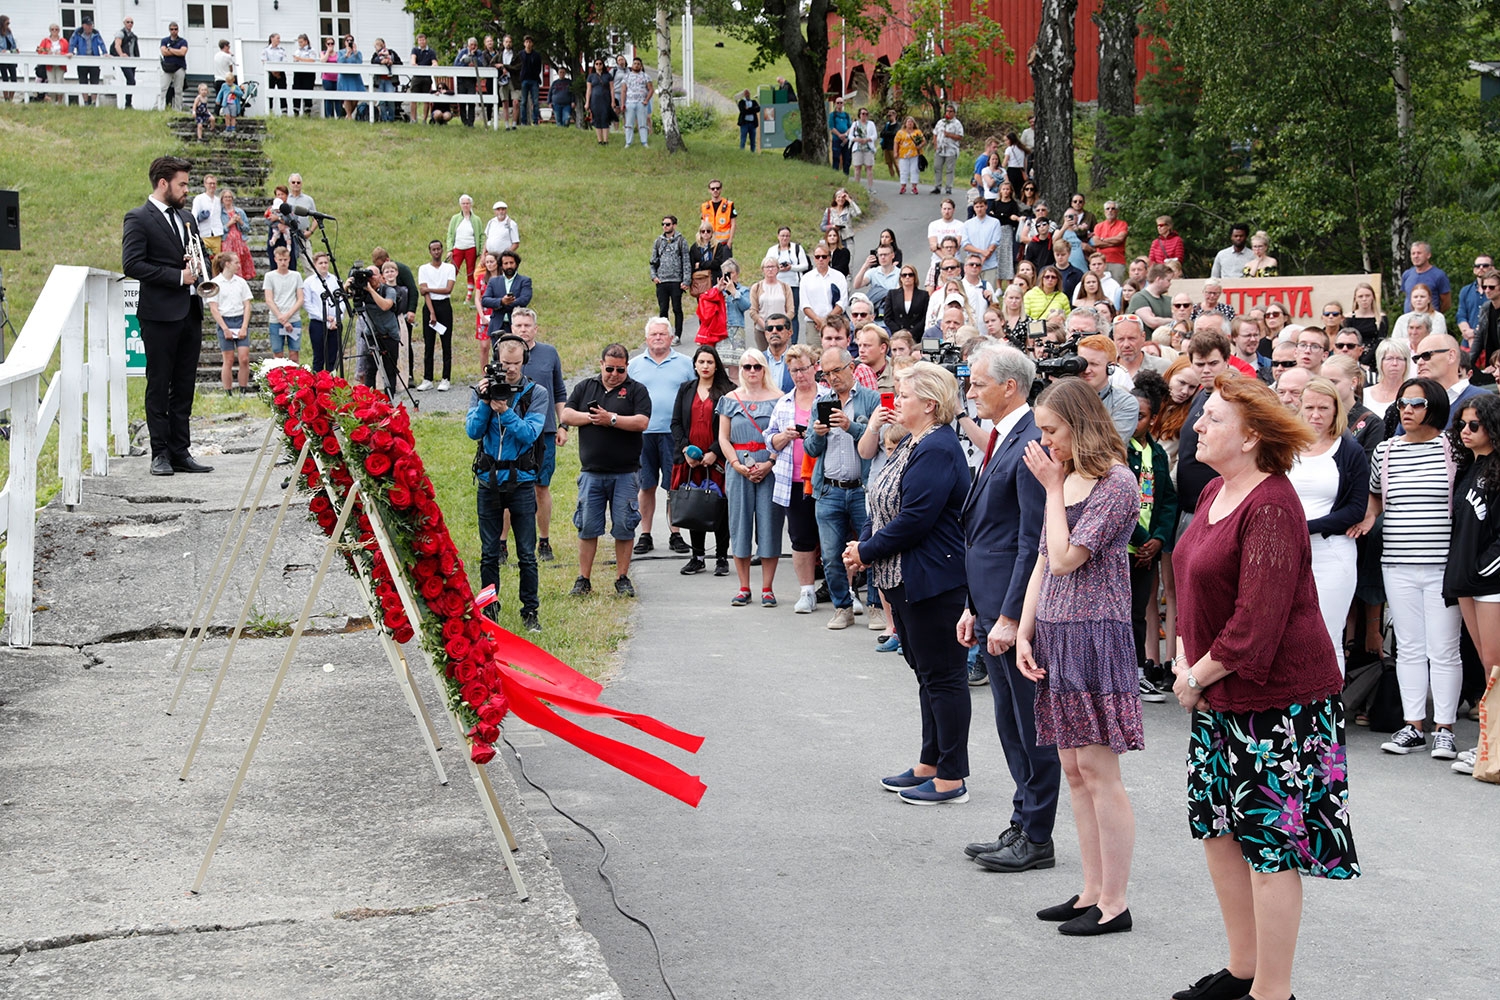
[633,533,653,555]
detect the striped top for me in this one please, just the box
[1370,436,1453,565]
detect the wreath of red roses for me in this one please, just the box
[260,364,706,805]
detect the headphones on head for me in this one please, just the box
[495,333,530,365]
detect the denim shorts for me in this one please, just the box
[216,320,247,352]
[270,321,302,353]
[638,432,674,491]
[573,470,641,540]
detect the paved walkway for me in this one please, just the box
[502,176,1497,1000]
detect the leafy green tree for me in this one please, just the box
[884,0,1011,124]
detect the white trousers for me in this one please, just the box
[1310,533,1358,677]
[1382,562,1463,725]
[897,156,920,185]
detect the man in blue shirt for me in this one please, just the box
[467,335,549,631]
[158,22,187,110]
[627,317,696,555]
[512,308,567,562]
[828,96,852,175]
[1457,251,1493,348]
[1400,240,1452,313]
[69,18,106,105]
[961,199,1003,285]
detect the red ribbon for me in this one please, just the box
[475,615,707,807]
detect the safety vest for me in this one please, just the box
[701,198,735,243]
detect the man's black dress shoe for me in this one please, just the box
[975,835,1056,873]
[964,821,1022,860]
[150,454,174,476]
[1058,905,1132,936]
[172,455,214,473]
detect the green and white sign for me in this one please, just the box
[122,279,145,375]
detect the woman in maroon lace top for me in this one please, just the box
[1170,374,1359,1000]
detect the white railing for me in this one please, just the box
[0,54,164,108]
[1,266,130,648]
[251,58,504,127]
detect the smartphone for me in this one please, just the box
[880,392,895,409]
[793,424,807,434]
[816,400,838,425]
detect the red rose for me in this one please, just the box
[445,636,472,661]
[384,612,408,633]
[372,430,394,451]
[387,484,413,508]
[439,549,459,577]
[349,424,372,444]
[460,681,489,708]
[412,533,439,556]
[321,436,341,456]
[414,558,438,580]
[419,576,444,600]
[309,417,331,437]
[364,452,393,477]
[465,618,483,641]
[315,510,337,533]
[477,695,508,724]
[309,495,332,515]
[470,742,497,765]
[475,721,500,744]
[441,618,465,640]
[393,625,415,644]
[283,417,301,438]
[455,659,480,684]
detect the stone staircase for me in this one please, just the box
[170,117,281,384]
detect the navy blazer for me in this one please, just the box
[962,408,1045,624]
[481,272,534,333]
[857,425,970,603]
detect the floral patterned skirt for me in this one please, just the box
[1187,697,1361,879]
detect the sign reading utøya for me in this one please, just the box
[122,279,146,375]
[1169,274,1384,322]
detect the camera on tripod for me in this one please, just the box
[345,262,378,310]
[479,361,517,403]
[920,337,969,379]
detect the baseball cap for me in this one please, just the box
[492,201,507,210]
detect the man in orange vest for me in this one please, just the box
[700,179,737,252]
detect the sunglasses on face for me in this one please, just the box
[1265,311,1284,318]
[813,254,830,260]
[710,186,721,191]
[1336,342,1361,350]
[1476,263,1492,269]
[1460,420,1484,432]
[1484,285,1500,291]
[1413,348,1453,362]
[766,324,788,332]
[1397,398,1429,409]
[740,363,764,370]
[851,312,871,320]
[1323,311,1342,317]
[941,265,960,272]
[603,365,627,374]
[1173,303,1192,309]
[1272,360,1298,369]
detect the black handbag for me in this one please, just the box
[670,477,727,534]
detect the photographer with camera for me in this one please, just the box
[1074,324,1140,444]
[467,336,549,631]
[350,263,402,397]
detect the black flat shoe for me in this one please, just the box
[1171,969,1256,1000]
[1058,905,1132,936]
[1036,895,1091,922]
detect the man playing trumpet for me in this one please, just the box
[122,155,214,476]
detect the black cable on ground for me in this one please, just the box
[502,736,680,1000]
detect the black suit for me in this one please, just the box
[122,198,204,461]
[884,287,929,335]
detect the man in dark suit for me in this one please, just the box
[480,249,534,346]
[122,155,213,477]
[957,341,1059,872]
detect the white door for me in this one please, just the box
[183,2,232,77]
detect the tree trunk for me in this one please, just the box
[1388,0,1412,291]
[1090,0,1138,190]
[656,7,685,153]
[1030,0,1078,205]
[767,0,830,166]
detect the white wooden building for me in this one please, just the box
[5,1,415,81]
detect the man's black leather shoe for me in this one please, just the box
[172,455,214,473]
[150,454,174,476]
[964,821,1022,860]
[975,836,1056,873]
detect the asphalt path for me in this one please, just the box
[501,175,1498,1000]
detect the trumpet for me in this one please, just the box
[186,233,219,297]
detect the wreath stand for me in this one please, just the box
[168,425,529,900]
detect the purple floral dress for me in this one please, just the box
[1033,463,1144,754]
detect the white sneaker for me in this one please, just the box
[794,592,816,614]
[436,379,451,391]
[852,596,865,616]
[1452,747,1477,774]
[415,380,433,391]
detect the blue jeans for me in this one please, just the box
[831,138,851,174]
[519,80,540,124]
[478,481,539,616]
[552,103,572,127]
[624,101,649,146]
[739,123,757,150]
[815,484,867,608]
[376,77,395,121]
[322,78,338,119]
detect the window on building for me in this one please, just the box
[59,1,97,33]
[319,0,353,45]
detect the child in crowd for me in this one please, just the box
[208,252,253,394]
[217,73,245,132]
[1126,384,1177,700]
[192,83,214,140]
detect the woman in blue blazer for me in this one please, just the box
[846,361,973,805]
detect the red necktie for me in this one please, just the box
[981,428,1000,469]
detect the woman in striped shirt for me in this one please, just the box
[1351,377,1462,759]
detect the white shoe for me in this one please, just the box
[436,379,451,391]
[851,596,865,616]
[794,592,816,614]
[1452,747,1477,774]
[415,380,433,391]
[826,606,855,630]
[866,608,886,631]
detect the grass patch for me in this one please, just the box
[671,24,794,103]
[3,104,842,668]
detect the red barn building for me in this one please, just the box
[827,1,1153,104]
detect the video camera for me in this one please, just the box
[1026,334,1088,402]
[479,361,518,403]
[921,337,969,380]
[345,262,379,310]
